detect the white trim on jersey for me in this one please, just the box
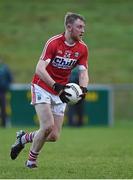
[45,59,51,63]
[40,34,63,60]
[79,40,88,49]
[64,41,76,47]
[77,65,87,70]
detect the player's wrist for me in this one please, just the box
[78,86,88,103]
[80,86,88,94]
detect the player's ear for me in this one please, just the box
[67,23,72,32]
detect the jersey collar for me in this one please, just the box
[62,32,78,47]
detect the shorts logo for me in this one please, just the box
[36,91,41,100]
[52,56,77,69]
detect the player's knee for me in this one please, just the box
[44,125,54,138]
[49,132,59,142]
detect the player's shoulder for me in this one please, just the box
[46,33,63,45]
[78,40,89,52]
[79,40,88,48]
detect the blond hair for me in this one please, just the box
[64,12,85,27]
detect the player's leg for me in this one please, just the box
[46,101,66,142]
[10,84,52,160]
[46,114,64,142]
[26,103,54,168]
[10,130,26,160]
[21,130,37,144]
[10,129,38,160]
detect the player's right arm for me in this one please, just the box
[35,59,65,94]
[35,59,55,88]
[35,37,70,102]
[35,59,70,103]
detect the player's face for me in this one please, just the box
[70,19,85,41]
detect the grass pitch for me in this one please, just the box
[1,121,133,179]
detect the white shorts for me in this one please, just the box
[31,84,66,116]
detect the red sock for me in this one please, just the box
[28,150,39,162]
[21,132,36,144]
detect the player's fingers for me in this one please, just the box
[79,94,85,100]
[61,97,69,103]
[65,92,72,96]
[65,85,71,89]
[79,94,84,98]
[64,97,70,103]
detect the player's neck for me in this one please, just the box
[64,31,76,46]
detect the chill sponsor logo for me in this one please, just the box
[52,56,77,69]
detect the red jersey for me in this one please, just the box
[32,33,88,94]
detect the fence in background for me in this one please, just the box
[5,83,133,127]
[112,84,133,121]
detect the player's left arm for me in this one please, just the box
[78,44,89,98]
[78,67,89,98]
[79,67,89,88]
[78,44,89,88]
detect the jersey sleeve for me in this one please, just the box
[78,45,89,69]
[40,39,55,61]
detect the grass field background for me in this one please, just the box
[0,0,133,178]
[0,0,132,83]
[1,121,133,179]
[0,0,133,120]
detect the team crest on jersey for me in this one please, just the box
[64,50,71,58]
[52,56,77,69]
[74,52,79,57]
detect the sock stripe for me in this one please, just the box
[29,157,36,161]
[25,134,29,142]
[22,132,36,144]
[30,150,39,156]
[29,133,33,142]
[28,150,39,162]
[30,153,37,159]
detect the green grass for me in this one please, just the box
[0,0,133,83]
[1,121,133,179]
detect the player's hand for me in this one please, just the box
[52,83,65,94]
[77,86,88,103]
[59,90,71,103]
[52,83,71,103]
